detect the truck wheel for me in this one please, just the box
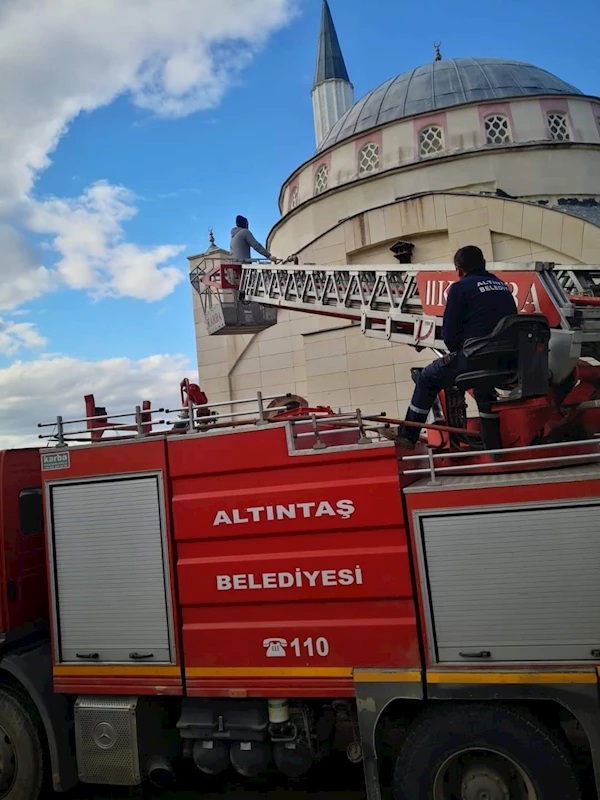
[0,689,43,800]
[393,703,581,800]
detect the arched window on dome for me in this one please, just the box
[484,114,512,145]
[314,164,329,195]
[358,142,380,175]
[418,125,444,157]
[546,111,570,142]
[289,186,299,210]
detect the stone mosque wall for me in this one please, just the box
[190,192,600,421]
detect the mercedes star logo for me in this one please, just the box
[93,721,117,749]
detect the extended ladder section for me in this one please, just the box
[238,261,600,357]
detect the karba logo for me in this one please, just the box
[213,499,355,526]
[424,278,542,314]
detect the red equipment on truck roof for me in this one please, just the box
[0,259,597,799]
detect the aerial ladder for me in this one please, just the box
[192,257,600,359]
[191,257,600,453]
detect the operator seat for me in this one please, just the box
[455,314,551,400]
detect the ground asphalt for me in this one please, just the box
[45,757,370,800]
[44,750,598,800]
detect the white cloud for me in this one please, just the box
[0,353,192,449]
[0,318,47,356]
[0,0,295,205]
[0,0,296,308]
[0,223,53,309]
[28,181,184,301]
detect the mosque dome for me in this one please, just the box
[317,57,584,152]
[192,3,600,458]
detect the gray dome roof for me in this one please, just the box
[317,57,583,152]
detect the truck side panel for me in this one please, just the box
[404,464,600,669]
[41,439,184,696]
[168,427,420,697]
[0,449,48,635]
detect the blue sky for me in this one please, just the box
[0,0,598,445]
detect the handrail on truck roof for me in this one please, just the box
[37,390,307,446]
[36,388,600,481]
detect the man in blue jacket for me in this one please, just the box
[388,245,517,450]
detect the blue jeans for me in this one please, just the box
[400,353,499,445]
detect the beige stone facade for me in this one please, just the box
[190,191,600,421]
[189,55,600,421]
[280,97,600,216]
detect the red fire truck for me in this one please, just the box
[0,259,599,800]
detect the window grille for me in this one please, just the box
[419,125,444,156]
[547,112,570,141]
[358,142,380,175]
[485,114,511,145]
[314,164,329,194]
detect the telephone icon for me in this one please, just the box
[263,637,287,657]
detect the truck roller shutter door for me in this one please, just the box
[420,503,600,663]
[50,476,173,664]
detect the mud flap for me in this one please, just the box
[354,670,423,800]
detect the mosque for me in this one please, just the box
[188,0,600,420]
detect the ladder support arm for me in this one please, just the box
[240,261,600,349]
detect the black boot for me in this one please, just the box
[379,427,417,450]
[480,415,502,451]
[380,407,427,449]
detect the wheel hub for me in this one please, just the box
[0,729,16,794]
[434,749,536,800]
[461,765,510,800]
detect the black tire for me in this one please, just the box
[393,703,581,800]
[0,688,44,800]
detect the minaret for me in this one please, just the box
[311,0,354,149]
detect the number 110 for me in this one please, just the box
[290,637,329,657]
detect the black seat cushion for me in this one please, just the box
[455,369,517,392]
[461,313,549,360]
[456,313,550,397]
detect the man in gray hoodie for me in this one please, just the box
[230,215,278,263]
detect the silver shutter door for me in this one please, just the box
[52,477,172,663]
[421,504,600,663]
